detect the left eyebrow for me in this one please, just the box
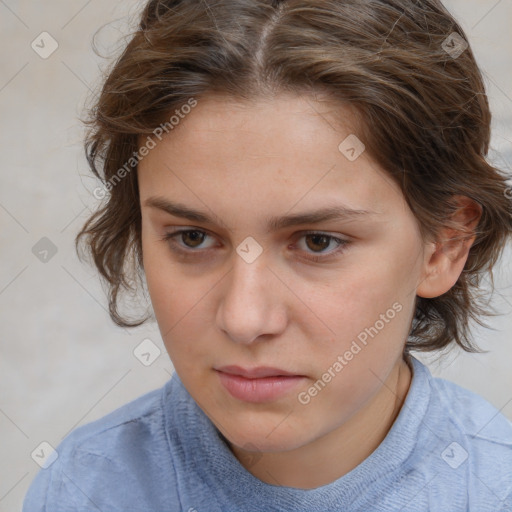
[266,205,377,231]
[143,196,377,232]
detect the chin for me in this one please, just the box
[217,414,311,454]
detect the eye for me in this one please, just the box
[295,231,349,262]
[160,229,216,251]
[159,228,350,262]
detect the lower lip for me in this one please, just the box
[216,371,306,403]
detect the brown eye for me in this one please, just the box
[296,231,350,263]
[160,229,350,263]
[180,230,206,248]
[160,229,215,254]
[304,234,331,253]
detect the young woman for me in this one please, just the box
[23,1,512,510]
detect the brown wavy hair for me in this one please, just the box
[75,0,512,353]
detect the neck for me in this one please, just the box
[229,356,412,489]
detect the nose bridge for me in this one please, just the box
[217,250,285,344]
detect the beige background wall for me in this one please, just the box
[1,1,511,510]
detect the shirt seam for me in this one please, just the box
[68,401,162,453]
[427,376,511,507]
[161,378,185,509]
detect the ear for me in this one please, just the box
[416,195,482,299]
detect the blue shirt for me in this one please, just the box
[23,356,512,511]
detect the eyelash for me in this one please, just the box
[159,229,350,263]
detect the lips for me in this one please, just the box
[214,365,307,403]
[215,365,301,379]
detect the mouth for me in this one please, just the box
[214,365,307,403]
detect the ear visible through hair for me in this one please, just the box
[416,195,482,299]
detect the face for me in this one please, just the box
[138,92,427,454]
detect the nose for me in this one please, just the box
[215,252,288,345]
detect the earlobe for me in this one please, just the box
[416,239,472,298]
[416,195,482,299]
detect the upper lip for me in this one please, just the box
[215,365,302,379]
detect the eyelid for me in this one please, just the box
[293,230,350,261]
[161,227,219,249]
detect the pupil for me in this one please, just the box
[308,234,329,252]
[184,231,203,247]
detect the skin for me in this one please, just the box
[137,91,481,489]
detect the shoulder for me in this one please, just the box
[428,371,512,442]
[23,379,182,512]
[412,358,512,509]
[67,382,165,441]
[54,382,167,467]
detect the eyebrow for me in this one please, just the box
[143,196,376,231]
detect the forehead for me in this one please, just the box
[163,91,361,148]
[137,92,405,220]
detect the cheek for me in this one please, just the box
[142,230,190,317]
[304,263,405,339]
[142,245,217,370]
[143,248,173,319]
[300,246,417,374]
[294,284,412,429]
[142,242,187,336]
